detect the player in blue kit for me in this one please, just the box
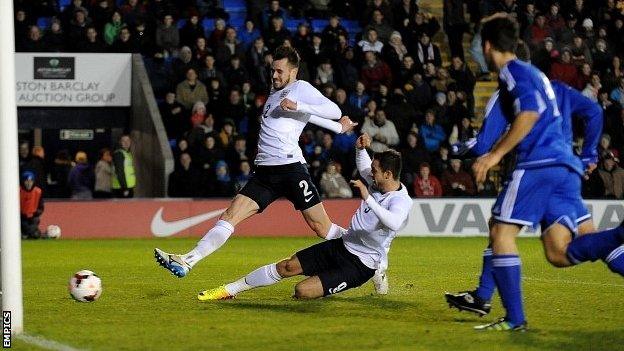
[446,48,605,319]
[447,14,624,331]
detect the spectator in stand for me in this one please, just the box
[576,63,593,90]
[94,148,113,198]
[112,134,136,198]
[361,51,392,93]
[477,172,498,197]
[405,11,441,52]
[104,11,124,45]
[430,67,455,93]
[448,56,476,117]
[443,0,467,60]
[196,135,223,176]
[67,7,92,48]
[168,152,202,198]
[19,25,46,52]
[190,100,208,131]
[235,160,253,193]
[361,109,399,153]
[383,31,409,79]
[558,13,578,47]
[20,171,43,239]
[413,32,442,69]
[550,49,578,87]
[193,37,211,63]
[68,151,95,200]
[358,28,384,54]
[599,134,619,159]
[349,81,370,116]
[79,26,108,52]
[224,56,250,90]
[401,132,430,192]
[441,158,475,197]
[524,12,551,50]
[420,110,446,153]
[160,92,185,140]
[176,68,208,110]
[533,37,556,75]
[582,72,601,102]
[367,9,394,43]
[92,0,114,31]
[571,35,592,66]
[171,46,198,83]
[314,59,335,86]
[198,54,223,85]
[610,76,624,105]
[593,39,612,76]
[179,14,205,48]
[44,19,65,52]
[207,18,227,49]
[155,14,179,56]
[448,116,475,145]
[265,16,290,51]
[206,160,235,197]
[14,9,31,47]
[414,162,442,197]
[598,151,624,199]
[119,0,147,27]
[215,27,245,69]
[262,0,289,29]
[320,161,353,198]
[226,136,251,171]
[335,46,359,91]
[240,20,261,50]
[109,26,139,53]
[24,146,46,191]
[322,14,348,50]
[218,119,237,149]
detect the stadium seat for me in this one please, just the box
[285,19,304,33]
[37,17,53,30]
[202,18,216,36]
[229,16,246,30]
[177,19,187,29]
[223,0,246,12]
[342,20,361,33]
[59,0,71,11]
[311,19,329,33]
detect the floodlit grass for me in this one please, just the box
[17,237,624,350]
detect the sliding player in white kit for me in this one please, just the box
[154,46,358,278]
[197,133,412,300]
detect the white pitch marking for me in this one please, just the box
[16,333,86,351]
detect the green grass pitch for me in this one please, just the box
[14,237,624,350]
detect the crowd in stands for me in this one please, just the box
[13,0,624,200]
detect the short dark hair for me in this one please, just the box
[273,45,300,67]
[481,15,519,53]
[515,40,531,62]
[374,149,402,180]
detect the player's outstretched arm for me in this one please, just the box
[355,134,373,184]
[308,115,358,134]
[350,180,410,232]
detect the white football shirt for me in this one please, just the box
[255,80,341,166]
[342,149,413,269]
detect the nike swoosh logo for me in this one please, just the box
[151,207,226,237]
[305,195,314,202]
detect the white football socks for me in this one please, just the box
[224,263,282,296]
[182,220,234,267]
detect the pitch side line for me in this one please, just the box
[16,333,85,351]
[522,276,624,287]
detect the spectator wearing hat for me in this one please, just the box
[598,151,624,199]
[68,151,95,199]
[383,31,409,78]
[414,162,443,197]
[206,160,235,197]
[441,158,475,197]
[20,171,43,239]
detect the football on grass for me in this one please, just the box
[68,270,102,302]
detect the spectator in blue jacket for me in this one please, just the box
[420,110,446,152]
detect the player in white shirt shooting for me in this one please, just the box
[155,46,358,279]
[197,133,412,300]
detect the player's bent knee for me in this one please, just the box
[545,250,571,268]
[276,257,302,277]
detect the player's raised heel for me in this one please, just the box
[474,318,527,332]
[198,285,234,301]
[154,248,191,278]
[445,290,491,316]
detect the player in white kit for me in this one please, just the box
[197,133,412,300]
[155,46,358,278]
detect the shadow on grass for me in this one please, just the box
[516,329,624,350]
[212,298,327,314]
